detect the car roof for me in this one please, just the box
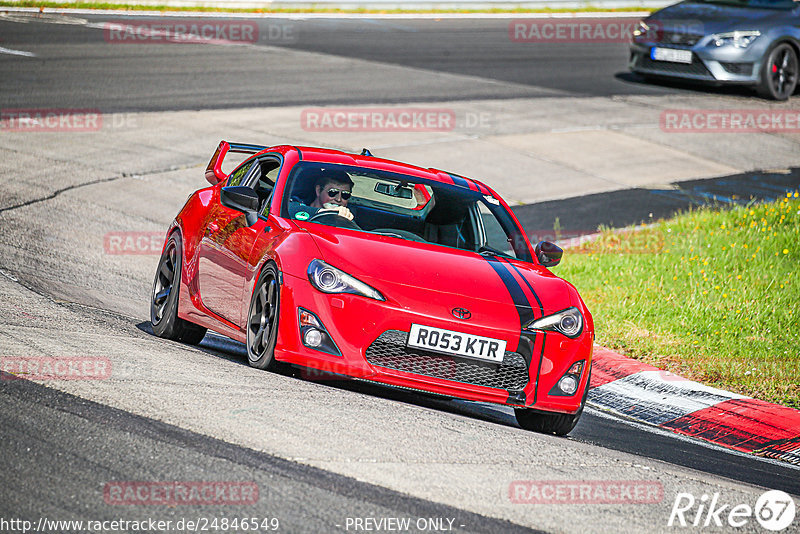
[265,145,493,196]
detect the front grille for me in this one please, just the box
[658,32,703,46]
[720,62,753,75]
[635,52,713,78]
[365,330,529,390]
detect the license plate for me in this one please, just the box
[407,324,507,364]
[651,47,693,64]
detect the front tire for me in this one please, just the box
[515,368,591,436]
[246,264,282,371]
[757,42,798,101]
[150,233,207,345]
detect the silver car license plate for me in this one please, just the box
[651,47,693,64]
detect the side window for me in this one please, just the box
[478,202,517,258]
[257,160,281,215]
[227,159,253,187]
[458,215,477,250]
[226,157,283,215]
[264,161,280,184]
[242,160,262,187]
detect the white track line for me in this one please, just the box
[0,46,36,57]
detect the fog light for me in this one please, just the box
[304,328,323,347]
[297,308,341,356]
[558,375,578,395]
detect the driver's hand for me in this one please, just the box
[319,206,354,221]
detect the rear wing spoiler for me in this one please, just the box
[205,140,268,185]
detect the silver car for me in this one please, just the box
[629,0,800,100]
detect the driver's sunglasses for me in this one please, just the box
[327,188,352,200]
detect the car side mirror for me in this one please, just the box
[221,186,259,226]
[535,241,563,267]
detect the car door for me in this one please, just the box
[197,156,282,327]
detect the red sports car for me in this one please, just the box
[151,142,594,435]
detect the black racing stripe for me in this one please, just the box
[532,332,547,406]
[473,181,491,196]
[499,259,548,407]
[508,331,536,406]
[448,173,472,190]
[483,256,535,328]
[293,146,303,160]
[447,172,487,194]
[501,257,544,318]
[482,256,537,406]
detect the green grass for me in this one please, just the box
[558,191,800,409]
[0,0,654,13]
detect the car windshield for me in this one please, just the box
[693,0,795,8]
[281,161,532,262]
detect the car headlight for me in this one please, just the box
[524,307,584,338]
[711,30,760,49]
[632,20,651,39]
[307,259,385,301]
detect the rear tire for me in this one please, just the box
[150,233,207,345]
[757,42,798,101]
[515,368,591,436]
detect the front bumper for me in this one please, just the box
[629,42,761,85]
[273,271,593,414]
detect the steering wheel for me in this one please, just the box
[308,211,362,230]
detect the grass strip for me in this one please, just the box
[559,191,800,409]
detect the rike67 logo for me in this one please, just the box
[668,490,796,531]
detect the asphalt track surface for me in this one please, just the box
[0,372,535,534]
[512,168,800,232]
[1,12,800,534]
[0,14,755,112]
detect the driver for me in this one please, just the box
[289,168,355,222]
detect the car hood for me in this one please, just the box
[650,1,793,32]
[302,225,572,320]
